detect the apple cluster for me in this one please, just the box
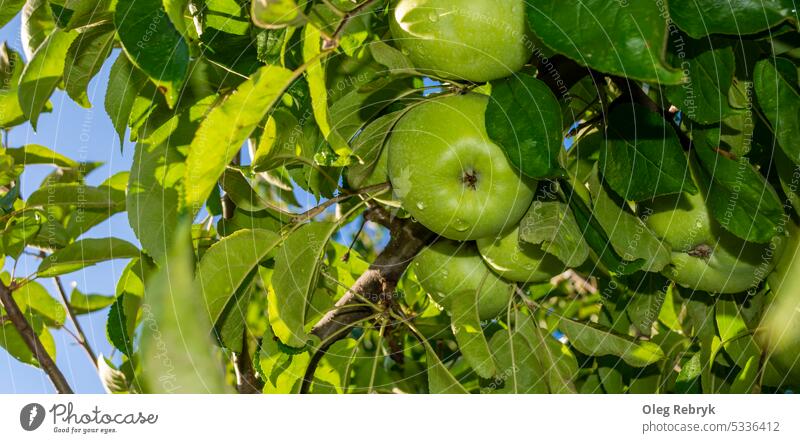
[348,0,785,324]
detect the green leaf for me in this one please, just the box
[0,43,29,129]
[14,280,66,327]
[563,177,645,275]
[21,0,55,59]
[50,0,112,30]
[368,40,417,74]
[328,77,412,156]
[668,0,797,38]
[693,132,784,243]
[184,64,295,213]
[518,200,589,268]
[425,346,468,394]
[0,319,56,368]
[600,103,697,201]
[449,290,496,379]
[127,142,184,264]
[5,144,77,168]
[665,37,736,124]
[345,111,402,189]
[63,23,114,107]
[128,94,214,263]
[251,0,305,29]
[729,355,758,393]
[486,73,563,178]
[258,326,310,394]
[140,222,231,393]
[105,54,149,146]
[0,0,26,28]
[675,352,702,393]
[69,287,114,314]
[27,184,115,209]
[107,258,151,356]
[559,317,665,367]
[486,328,548,393]
[2,211,43,260]
[304,25,337,153]
[162,0,191,41]
[587,169,672,272]
[65,171,128,240]
[196,229,281,338]
[115,0,190,106]
[97,354,129,394]
[754,58,800,163]
[715,299,760,369]
[37,238,140,277]
[526,0,683,84]
[514,311,578,393]
[18,27,78,129]
[269,222,337,348]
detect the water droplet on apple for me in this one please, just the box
[452,219,469,232]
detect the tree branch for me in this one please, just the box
[0,280,73,393]
[234,329,263,394]
[301,215,434,392]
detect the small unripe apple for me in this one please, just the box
[412,240,513,320]
[390,0,533,82]
[387,93,536,241]
[477,225,565,283]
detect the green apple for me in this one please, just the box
[477,225,565,283]
[390,0,533,82]
[412,240,513,320]
[387,93,536,240]
[757,222,800,384]
[640,190,778,294]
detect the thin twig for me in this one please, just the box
[0,281,73,393]
[291,182,390,223]
[52,276,97,367]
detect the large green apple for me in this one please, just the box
[390,0,533,82]
[640,190,778,294]
[412,240,513,320]
[387,93,536,240]
[757,222,800,384]
[477,225,565,283]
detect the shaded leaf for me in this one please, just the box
[518,199,589,268]
[559,317,665,367]
[450,290,496,379]
[486,73,563,178]
[115,0,190,106]
[63,22,114,107]
[693,132,784,243]
[668,0,797,38]
[754,58,800,163]
[270,222,337,348]
[600,104,697,201]
[196,229,281,339]
[527,0,683,84]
